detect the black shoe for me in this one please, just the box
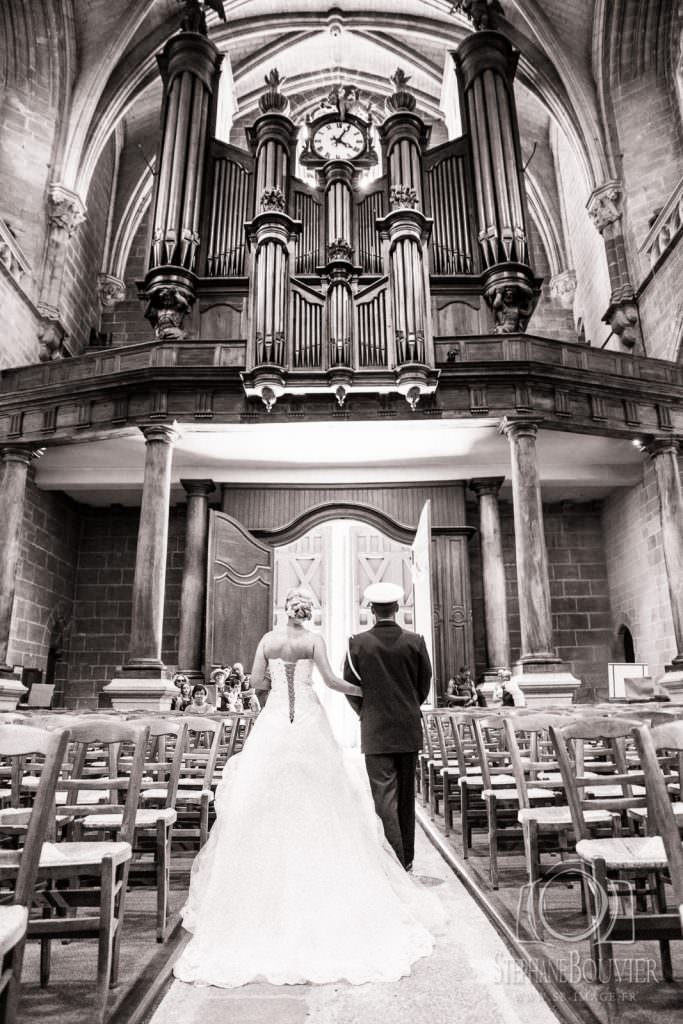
[405,862,413,873]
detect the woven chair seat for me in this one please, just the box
[458,773,515,788]
[482,787,554,800]
[628,802,683,824]
[518,805,613,827]
[82,808,177,829]
[575,835,667,870]
[0,906,28,958]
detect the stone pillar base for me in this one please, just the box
[656,668,683,705]
[511,661,581,707]
[0,670,27,710]
[103,674,178,712]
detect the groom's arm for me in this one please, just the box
[343,644,363,715]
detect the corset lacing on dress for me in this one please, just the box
[284,662,296,723]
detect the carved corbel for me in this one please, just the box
[549,269,577,309]
[586,181,623,235]
[97,273,127,308]
[144,286,193,340]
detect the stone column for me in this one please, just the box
[499,417,579,704]
[586,181,642,352]
[645,438,683,698]
[0,447,39,706]
[105,424,179,710]
[177,479,215,681]
[37,184,87,360]
[468,477,510,680]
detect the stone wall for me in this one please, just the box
[550,128,612,350]
[602,460,677,682]
[100,210,151,348]
[61,141,116,353]
[64,504,185,708]
[467,498,613,700]
[7,476,81,705]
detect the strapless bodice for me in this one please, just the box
[267,659,315,723]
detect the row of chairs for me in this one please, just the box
[420,703,683,984]
[0,709,256,1024]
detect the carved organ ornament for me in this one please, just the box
[143,20,539,410]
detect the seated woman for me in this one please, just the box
[171,674,192,712]
[185,683,215,716]
[492,669,526,708]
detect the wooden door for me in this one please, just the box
[411,500,436,704]
[205,512,273,674]
[351,526,412,633]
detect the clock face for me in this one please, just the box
[312,121,365,161]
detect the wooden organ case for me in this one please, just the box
[142,26,541,413]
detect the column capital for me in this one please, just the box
[499,415,543,441]
[139,422,181,446]
[640,436,680,459]
[0,445,44,467]
[468,476,505,497]
[180,478,216,498]
[586,180,623,234]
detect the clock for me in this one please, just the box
[312,120,365,161]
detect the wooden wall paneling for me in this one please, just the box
[221,483,466,532]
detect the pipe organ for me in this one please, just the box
[143,20,540,409]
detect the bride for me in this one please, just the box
[173,588,442,989]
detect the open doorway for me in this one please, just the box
[273,519,413,746]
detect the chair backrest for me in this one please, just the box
[632,721,683,927]
[125,717,188,809]
[549,715,645,840]
[503,713,565,808]
[471,714,512,790]
[61,720,150,844]
[180,716,222,789]
[0,724,70,905]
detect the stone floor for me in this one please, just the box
[148,829,562,1024]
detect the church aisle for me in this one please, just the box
[150,828,561,1024]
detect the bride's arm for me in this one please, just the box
[312,635,362,696]
[250,638,270,692]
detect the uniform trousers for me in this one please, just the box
[364,751,418,869]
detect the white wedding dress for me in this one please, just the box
[174,658,443,988]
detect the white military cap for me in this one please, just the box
[363,582,404,605]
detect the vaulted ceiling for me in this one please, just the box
[4,0,676,204]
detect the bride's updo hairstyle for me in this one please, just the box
[284,588,314,622]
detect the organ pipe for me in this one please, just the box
[149,35,222,275]
[454,31,531,270]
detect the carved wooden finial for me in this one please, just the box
[450,0,504,31]
[386,68,416,113]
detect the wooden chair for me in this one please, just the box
[504,713,616,886]
[172,717,222,853]
[455,711,516,856]
[27,720,149,1024]
[83,718,187,941]
[472,714,559,888]
[550,716,674,983]
[0,723,69,1024]
[633,721,683,934]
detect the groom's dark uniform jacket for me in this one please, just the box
[343,621,432,754]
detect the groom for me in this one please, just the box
[344,582,432,871]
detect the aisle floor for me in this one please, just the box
[150,829,562,1024]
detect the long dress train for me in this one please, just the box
[173,658,443,988]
